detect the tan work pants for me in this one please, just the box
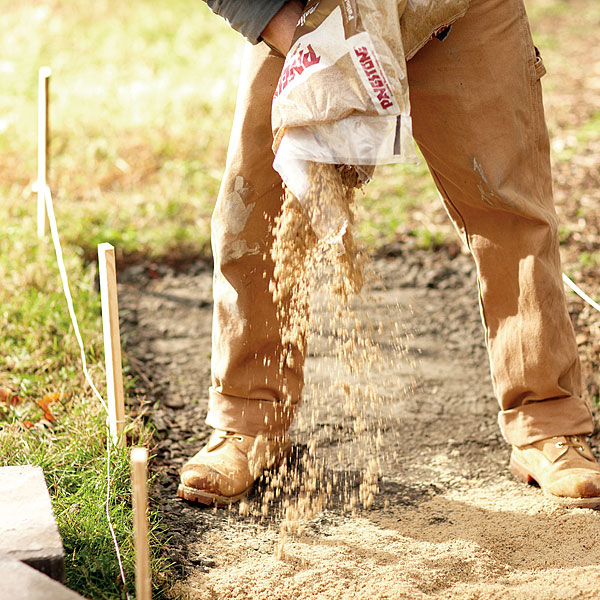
[206,0,595,447]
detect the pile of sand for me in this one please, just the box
[186,476,600,600]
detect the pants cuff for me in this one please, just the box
[499,395,595,447]
[206,388,298,438]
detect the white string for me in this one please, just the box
[44,186,109,413]
[43,185,131,598]
[562,272,600,314]
[106,435,129,598]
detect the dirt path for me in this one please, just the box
[119,246,600,600]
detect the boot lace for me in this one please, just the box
[219,432,244,442]
[554,436,584,451]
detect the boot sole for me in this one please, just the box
[177,483,251,506]
[510,454,600,510]
[177,440,292,507]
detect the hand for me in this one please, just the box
[260,0,304,55]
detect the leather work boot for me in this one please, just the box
[510,435,600,509]
[177,429,291,506]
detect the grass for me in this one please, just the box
[0,410,164,599]
[0,219,172,598]
[0,0,598,598]
[0,0,241,264]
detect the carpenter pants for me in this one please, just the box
[206,0,595,447]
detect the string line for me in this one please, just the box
[43,185,130,598]
[562,272,600,313]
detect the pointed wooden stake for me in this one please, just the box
[98,243,126,446]
[37,66,51,238]
[131,447,152,600]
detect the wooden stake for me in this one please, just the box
[98,243,126,446]
[131,447,152,600]
[37,66,51,238]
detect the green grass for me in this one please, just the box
[0,411,167,599]
[0,220,172,598]
[577,250,600,269]
[0,0,241,263]
[577,111,600,144]
[356,159,447,249]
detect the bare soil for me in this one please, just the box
[119,241,600,600]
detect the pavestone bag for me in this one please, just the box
[271,0,469,241]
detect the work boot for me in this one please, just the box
[510,435,600,509]
[177,429,291,506]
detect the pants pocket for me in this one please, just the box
[534,46,547,80]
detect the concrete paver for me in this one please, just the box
[0,557,86,600]
[0,465,65,582]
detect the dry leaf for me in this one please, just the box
[23,420,34,429]
[0,386,23,406]
[36,392,65,423]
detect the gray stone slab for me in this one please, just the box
[0,557,86,600]
[0,465,65,582]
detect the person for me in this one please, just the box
[177,0,600,509]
